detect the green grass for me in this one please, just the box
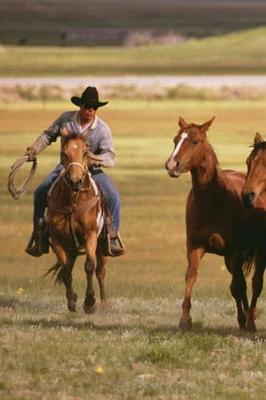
[0,98,265,399]
[1,27,266,76]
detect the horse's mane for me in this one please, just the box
[62,133,90,151]
[63,133,83,142]
[207,142,219,167]
[253,141,266,152]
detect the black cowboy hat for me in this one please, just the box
[71,86,108,108]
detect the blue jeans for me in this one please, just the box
[33,165,120,233]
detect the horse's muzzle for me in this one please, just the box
[166,169,181,178]
[242,191,256,209]
[165,160,181,178]
[70,179,83,192]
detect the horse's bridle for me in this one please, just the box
[67,162,86,173]
[63,161,88,191]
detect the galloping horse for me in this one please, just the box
[241,132,266,331]
[46,129,107,313]
[165,117,255,331]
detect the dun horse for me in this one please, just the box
[242,132,266,331]
[165,117,255,331]
[46,130,108,313]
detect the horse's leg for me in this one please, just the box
[52,241,78,312]
[83,231,98,314]
[225,253,248,330]
[179,246,205,331]
[96,248,108,304]
[246,249,266,332]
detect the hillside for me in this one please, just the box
[0,0,266,46]
[1,27,266,76]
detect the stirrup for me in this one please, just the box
[25,234,43,257]
[107,232,126,257]
[25,230,49,257]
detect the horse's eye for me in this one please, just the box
[192,139,199,145]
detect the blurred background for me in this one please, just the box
[1,0,266,312]
[0,2,265,398]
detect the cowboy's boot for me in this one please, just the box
[109,232,126,257]
[100,211,126,257]
[25,219,49,257]
[25,232,43,257]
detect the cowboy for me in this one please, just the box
[25,86,125,257]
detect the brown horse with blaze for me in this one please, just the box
[165,117,256,331]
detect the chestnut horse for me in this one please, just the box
[165,117,255,331]
[242,132,266,331]
[46,130,107,313]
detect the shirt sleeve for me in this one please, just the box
[30,113,64,154]
[97,125,116,168]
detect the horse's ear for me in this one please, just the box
[61,127,70,137]
[254,132,264,145]
[200,116,215,133]
[178,117,188,129]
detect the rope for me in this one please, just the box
[7,156,38,200]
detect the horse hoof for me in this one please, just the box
[179,317,192,332]
[83,302,96,314]
[246,309,257,332]
[246,321,257,333]
[68,302,77,312]
[83,296,96,314]
[73,293,78,302]
[238,321,247,331]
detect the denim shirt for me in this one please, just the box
[31,111,115,168]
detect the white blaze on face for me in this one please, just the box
[167,132,188,169]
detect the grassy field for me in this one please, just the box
[1,0,266,45]
[1,27,266,77]
[0,98,265,399]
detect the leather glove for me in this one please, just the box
[25,146,37,161]
[87,151,103,167]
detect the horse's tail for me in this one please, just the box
[242,245,255,277]
[43,262,65,284]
